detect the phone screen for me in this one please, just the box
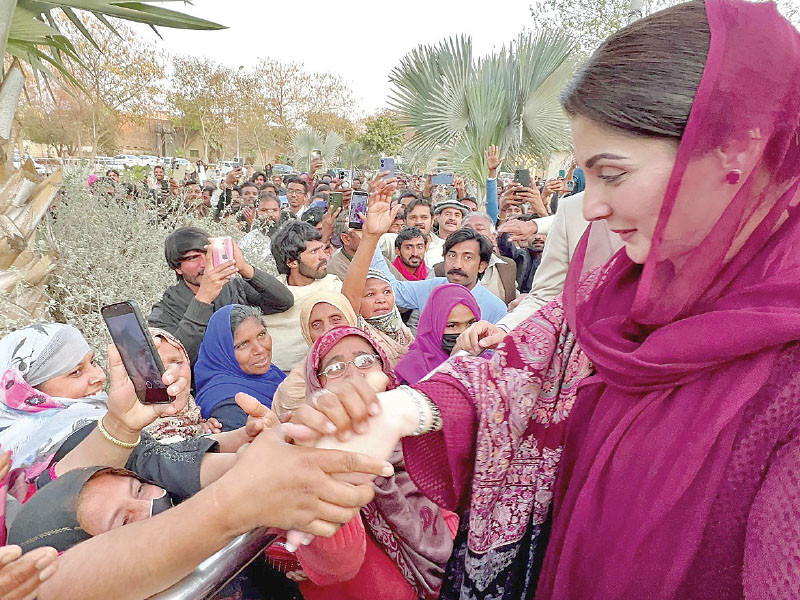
[102,302,170,404]
[349,191,369,228]
[558,169,566,179]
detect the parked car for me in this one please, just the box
[138,155,160,167]
[112,154,143,169]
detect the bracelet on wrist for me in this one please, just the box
[399,385,442,436]
[97,417,141,449]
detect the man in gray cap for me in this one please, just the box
[149,226,294,364]
[428,200,469,269]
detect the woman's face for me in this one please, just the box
[318,335,388,391]
[444,303,477,335]
[78,473,165,535]
[36,351,106,399]
[572,115,679,264]
[233,317,273,375]
[155,337,191,400]
[308,302,348,343]
[360,278,395,319]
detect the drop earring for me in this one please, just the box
[725,169,742,184]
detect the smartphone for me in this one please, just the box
[339,169,353,190]
[379,157,395,179]
[514,169,531,188]
[209,236,234,268]
[101,300,171,405]
[430,172,454,186]
[328,191,343,211]
[279,194,288,207]
[558,169,566,179]
[310,149,322,162]
[349,190,369,228]
[235,157,244,168]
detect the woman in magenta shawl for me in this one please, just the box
[394,284,480,386]
[289,1,800,598]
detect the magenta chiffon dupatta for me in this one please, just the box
[537,1,800,598]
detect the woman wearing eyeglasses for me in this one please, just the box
[267,326,456,600]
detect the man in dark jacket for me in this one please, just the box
[148,227,293,363]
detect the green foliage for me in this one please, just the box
[389,31,576,196]
[358,112,405,157]
[291,129,344,172]
[338,142,373,171]
[6,1,223,90]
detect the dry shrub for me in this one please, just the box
[0,180,278,361]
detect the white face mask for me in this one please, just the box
[149,488,173,517]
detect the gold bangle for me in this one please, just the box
[97,417,140,449]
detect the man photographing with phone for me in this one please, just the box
[148,227,294,364]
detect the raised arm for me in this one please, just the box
[340,179,400,313]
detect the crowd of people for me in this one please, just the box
[1,0,799,598]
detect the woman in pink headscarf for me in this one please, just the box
[287,1,800,598]
[394,284,480,386]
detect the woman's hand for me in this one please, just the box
[287,377,382,443]
[453,320,506,354]
[0,448,11,482]
[0,545,57,600]
[104,342,190,436]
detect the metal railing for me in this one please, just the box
[149,528,277,600]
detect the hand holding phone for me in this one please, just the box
[379,157,395,179]
[102,301,171,404]
[349,190,369,228]
[514,169,531,188]
[209,236,235,268]
[329,191,343,211]
[430,173,454,186]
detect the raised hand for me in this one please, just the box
[498,218,539,245]
[485,145,505,178]
[516,185,549,217]
[363,180,401,238]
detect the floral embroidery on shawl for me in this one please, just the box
[434,296,593,554]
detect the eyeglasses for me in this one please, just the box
[318,354,381,378]
[287,189,306,196]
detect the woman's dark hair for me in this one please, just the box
[560,0,710,140]
[250,171,267,182]
[271,221,322,275]
[444,227,493,265]
[230,305,264,335]
[395,226,426,249]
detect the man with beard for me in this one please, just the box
[458,212,519,304]
[263,222,353,371]
[392,226,432,333]
[365,222,507,324]
[149,227,293,365]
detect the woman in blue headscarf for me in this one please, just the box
[194,304,286,431]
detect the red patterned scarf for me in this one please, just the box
[393,256,428,281]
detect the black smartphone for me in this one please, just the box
[328,191,343,211]
[514,169,531,188]
[101,300,171,404]
[349,190,369,229]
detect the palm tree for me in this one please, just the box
[0,2,222,321]
[389,31,576,198]
[292,128,344,172]
[338,141,372,171]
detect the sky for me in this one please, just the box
[140,0,534,116]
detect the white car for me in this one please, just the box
[113,154,142,169]
[218,160,242,175]
[138,155,160,167]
